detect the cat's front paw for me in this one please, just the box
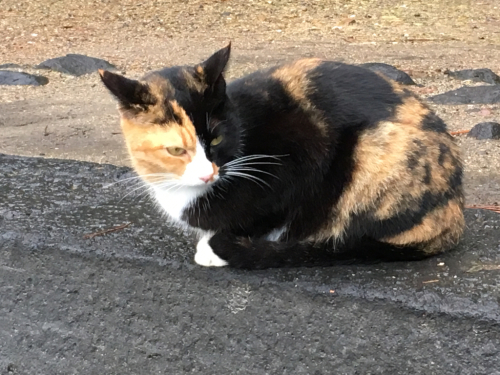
[194,234,229,267]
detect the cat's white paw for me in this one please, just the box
[195,235,228,267]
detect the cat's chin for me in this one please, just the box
[151,182,213,225]
[180,181,216,188]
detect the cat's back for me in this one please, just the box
[228,58,464,256]
[227,58,421,130]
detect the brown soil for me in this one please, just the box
[0,0,499,205]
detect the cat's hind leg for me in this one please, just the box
[206,232,356,269]
[196,232,431,269]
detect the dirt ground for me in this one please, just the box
[0,0,499,205]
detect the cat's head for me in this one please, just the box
[99,44,242,188]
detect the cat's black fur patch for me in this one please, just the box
[438,143,451,166]
[184,52,463,268]
[421,111,448,133]
[209,232,427,270]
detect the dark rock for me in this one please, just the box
[0,70,49,86]
[467,122,500,140]
[35,54,117,76]
[445,68,500,85]
[359,62,416,85]
[429,86,500,105]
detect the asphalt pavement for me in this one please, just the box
[1,154,500,375]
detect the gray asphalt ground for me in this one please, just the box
[1,154,500,374]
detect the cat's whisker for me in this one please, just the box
[223,174,267,190]
[149,179,186,194]
[226,166,279,180]
[148,178,180,186]
[103,177,147,188]
[125,177,168,190]
[119,178,177,199]
[229,161,282,167]
[224,171,272,189]
[118,183,151,203]
[224,154,288,168]
[158,183,184,194]
[103,173,172,188]
[225,154,281,164]
[129,186,154,203]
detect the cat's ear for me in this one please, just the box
[197,43,231,86]
[98,70,155,108]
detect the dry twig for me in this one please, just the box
[465,205,500,214]
[467,264,500,273]
[83,222,132,239]
[449,129,470,136]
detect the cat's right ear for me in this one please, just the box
[197,43,231,86]
[98,70,155,108]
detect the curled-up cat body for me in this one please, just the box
[99,44,464,269]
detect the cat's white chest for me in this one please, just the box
[152,185,209,226]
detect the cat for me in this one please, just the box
[99,43,464,269]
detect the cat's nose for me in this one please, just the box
[199,173,214,183]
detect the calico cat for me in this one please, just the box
[99,44,464,269]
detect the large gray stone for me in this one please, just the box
[467,122,500,140]
[359,62,416,85]
[36,54,117,76]
[445,68,500,85]
[0,70,48,86]
[429,85,500,104]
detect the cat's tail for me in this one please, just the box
[198,232,428,269]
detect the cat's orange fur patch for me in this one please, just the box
[120,109,198,182]
[381,199,464,255]
[312,113,463,251]
[395,95,429,126]
[272,58,327,135]
[272,58,322,102]
[316,121,420,240]
[170,100,196,143]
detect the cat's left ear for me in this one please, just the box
[196,43,231,87]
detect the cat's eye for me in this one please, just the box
[210,135,223,146]
[166,147,187,156]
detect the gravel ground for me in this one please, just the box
[0,0,499,205]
